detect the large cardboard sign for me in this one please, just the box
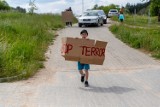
[61,37,108,65]
[62,11,74,22]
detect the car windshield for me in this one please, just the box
[83,12,98,16]
[100,11,105,15]
[110,10,118,12]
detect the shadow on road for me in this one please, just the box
[79,86,135,94]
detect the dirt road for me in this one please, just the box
[0,21,160,107]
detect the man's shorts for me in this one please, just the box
[77,61,90,70]
[120,19,123,22]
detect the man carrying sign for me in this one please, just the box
[62,7,73,26]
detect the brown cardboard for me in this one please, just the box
[61,37,108,65]
[62,11,74,22]
[61,37,82,61]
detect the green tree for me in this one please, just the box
[93,4,98,9]
[29,0,37,14]
[0,0,10,10]
[142,0,160,15]
[142,0,160,21]
[16,6,26,13]
[150,0,160,16]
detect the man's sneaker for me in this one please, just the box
[84,81,89,87]
[81,75,85,82]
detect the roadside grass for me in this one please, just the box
[111,15,160,28]
[109,24,160,59]
[0,12,64,80]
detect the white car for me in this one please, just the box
[78,10,103,27]
[108,9,119,18]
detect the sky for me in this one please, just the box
[6,0,143,15]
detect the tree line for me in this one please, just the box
[93,1,159,16]
[0,0,37,14]
[125,1,150,15]
[0,0,26,13]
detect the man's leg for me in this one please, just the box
[84,70,89,87]
[78,62,85,82]
[70,22,72,26]
[79,70,84,75]
[79,70,85,82]
[84,70,88,81]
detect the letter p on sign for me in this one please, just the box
[61,44,73,54]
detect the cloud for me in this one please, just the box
[35,0,67,13]
[66,0,74,3]
[35,0,97,15]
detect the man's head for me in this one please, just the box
[80,29,88,38]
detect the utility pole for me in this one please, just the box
[82,0,84,14]
[134,9,136,25]
[148,8,151,26]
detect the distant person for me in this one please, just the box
[119,12,124,23]
[120,7,124,14]
[65,7,72,26]
[77,29,90,87]
[66,7,72,11]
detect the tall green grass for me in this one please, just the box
[111,15,160,28]
[0,12,64,79]
[109,24,160,58]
